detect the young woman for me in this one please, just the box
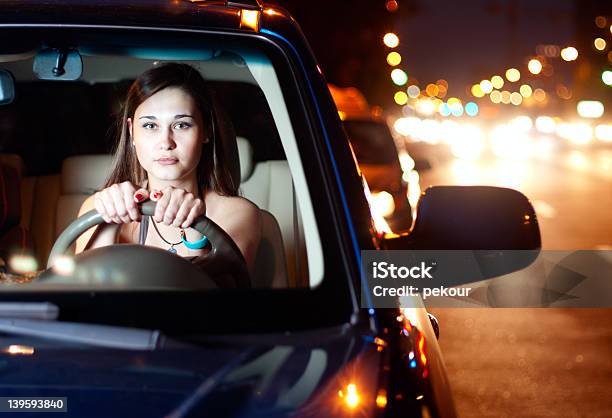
[76,63,261,286]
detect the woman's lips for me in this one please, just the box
[156,158,178,166]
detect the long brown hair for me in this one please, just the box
[104,63,238,196]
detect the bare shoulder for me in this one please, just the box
[207,193,260,221]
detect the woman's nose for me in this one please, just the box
[159,127,176,149]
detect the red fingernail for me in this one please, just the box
[152,191,161,200]
[134,193,144,202]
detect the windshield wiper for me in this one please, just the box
[0,316,163,351]
[0,302,59,320]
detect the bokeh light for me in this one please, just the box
[438,102,451,117]
[491,75,504,89]
[425,83,439,97]
[595,124,612,142]
[436,84,448,98]
[449,102,464,117]
[595,16,606,29]
[416,98,436,116]
[394,91,408,105]
[533,88,546,102]
[490,90,502,103]
[391,68,408,86]
[501,90,511,104]
[386,51,402,66]
[519,84,533,98]
[383,32,399,48]
[536,116,556,134]
[594,38,606,51]
[527,58,543,75]
[479,79,493,94]
[385,0,399,12]
[471,84,485,98]
[577,100,604,118]
[505,68,521,82]
[510,92,523,105]
[602,70,612,86]
[560,46,578,61]
[407,84,420,98]
[556,84,572,100]
[465,102,479,117]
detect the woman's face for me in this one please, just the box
[129,87,207,185]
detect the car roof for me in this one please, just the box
[0,0,291,33]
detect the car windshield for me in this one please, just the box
[343,119,399,164]
[0,27,358,331]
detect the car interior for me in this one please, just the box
[0,31,325,290]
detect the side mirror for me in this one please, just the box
[0,69,15,105]
[383,186,541,280]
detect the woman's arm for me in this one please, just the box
[211,197,262,275]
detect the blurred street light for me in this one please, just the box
[490,90,502,103]
[505,68,521,82]
[510,92,523,105]
[560,47,578,61]
[536,116,556,134]
[533,88,546,102]
[386,51,402,66]
[594,38,606,51]
[465,102,479,117]
[479,79,493,94]
[383,33,400,48]
[528,59,543,75]
[519,84,533,98]
[471,84,485,98]
[491,75,504,89]
[595,124,612,142]
[425,83,439,97]
[501,90,511,104]
[577,100,604,118]
[385,0,399,12]
[595,16,606,28]
[391,68,408,86]
[407,84,420,98]
[394,91,408,105]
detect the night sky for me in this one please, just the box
[270,0,611,114]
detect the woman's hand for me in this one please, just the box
[94,181,149,224]
[151,186,206,228]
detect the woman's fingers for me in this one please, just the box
[181,199,205,229]
[94,192,112,223]
[133,188,149,203]
[94,182,139,224]
[152,188,171,223]
[173,194,196,228]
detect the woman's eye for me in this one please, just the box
[142,122,157,129]
[174,122,192,130]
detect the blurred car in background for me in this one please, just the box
[329,84,416,233]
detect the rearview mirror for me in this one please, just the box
[33,48,82,81]
[383,186,541,281]
[0,69,15,105]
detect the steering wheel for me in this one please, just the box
[41,201,250,289]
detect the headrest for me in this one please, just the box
[0,162,21,235]
[61,154,113,194]
[237,136,254,181]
